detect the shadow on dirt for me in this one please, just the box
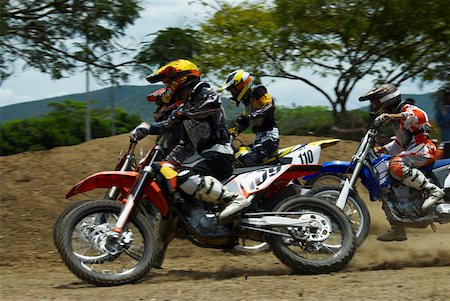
[51,266,292,288]
[147,266,292,283]
[54,282,96,289]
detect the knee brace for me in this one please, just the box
[389,156,411,180]
[177,169,202,196]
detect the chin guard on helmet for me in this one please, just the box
[147,87,172,105]
[218,69,253,105]
[359,83,402,115]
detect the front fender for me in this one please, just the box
[303,161,381,201]
[66,171,169,216]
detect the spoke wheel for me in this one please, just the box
[266,196,356,274]
[55,200,156,286]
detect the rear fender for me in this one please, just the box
[307,138,340,148]
[303,161,381,201]
[66,171,169,216]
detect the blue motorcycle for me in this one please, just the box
[304,121,450,247]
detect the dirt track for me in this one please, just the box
[1,134,449,301]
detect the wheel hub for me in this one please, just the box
[87,224,133,255]
[292,213,332,242]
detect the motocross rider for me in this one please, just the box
[133,85,195,163]
[359,83,445,241]
[132,86,196,269]
[218,70,279,166]
[146,59,251,223]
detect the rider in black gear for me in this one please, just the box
[218,70,279,166]
[146,59,251,223]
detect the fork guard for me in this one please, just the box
[65,171,170,216]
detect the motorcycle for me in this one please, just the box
[304,120,450,247]
[54,136,356,286]
[54,129,342,253]
[53,122,151,243]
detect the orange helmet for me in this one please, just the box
[146,59,201,101]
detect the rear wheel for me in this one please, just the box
[306,186,370,247]
[266,196,356,274]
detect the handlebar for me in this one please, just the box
[372,120,383,129]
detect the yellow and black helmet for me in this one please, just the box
[218,69,253,105]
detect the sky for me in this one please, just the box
[0,0,442,109]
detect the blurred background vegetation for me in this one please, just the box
[1,0,448,155]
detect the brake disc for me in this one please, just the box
[293,213,332,242]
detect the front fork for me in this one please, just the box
[105,154,135,200]
[112,147,161,233]
[336,132,374,209]
[335,161,363,209]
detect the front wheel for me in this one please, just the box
[266,196,356,274]
[54,200,157,286]
[306,172,346,188]
[306,186,370,248]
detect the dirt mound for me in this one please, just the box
[1,134,449,300]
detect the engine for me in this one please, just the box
[386,184,424,219]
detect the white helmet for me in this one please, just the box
[218,69,253,105]
[359,83,402,114]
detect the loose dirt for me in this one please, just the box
[1,134,449,301]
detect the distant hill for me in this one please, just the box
[0,84,244,124]
[0,85,163,124]
[0,85,438,124]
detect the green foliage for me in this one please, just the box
[195,2,278,77]
[275,106,372,137]
[2,0,141,81]
[276,106,332,136]
[134,27,202,74]
[196,0,450,116]
[0,100,142,156]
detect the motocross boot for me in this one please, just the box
[218,193,251,223]
[377,225,407,241]
[193,176,251,223]
[402,168,445,210]
[194,176,229,204]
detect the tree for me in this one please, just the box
[134,27,202,74]
[196,0,450,119]
[0,100,142,156]
[0,0,141,82]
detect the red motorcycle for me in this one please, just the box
[54,129,356,286]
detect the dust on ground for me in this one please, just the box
[1,134,449,301]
